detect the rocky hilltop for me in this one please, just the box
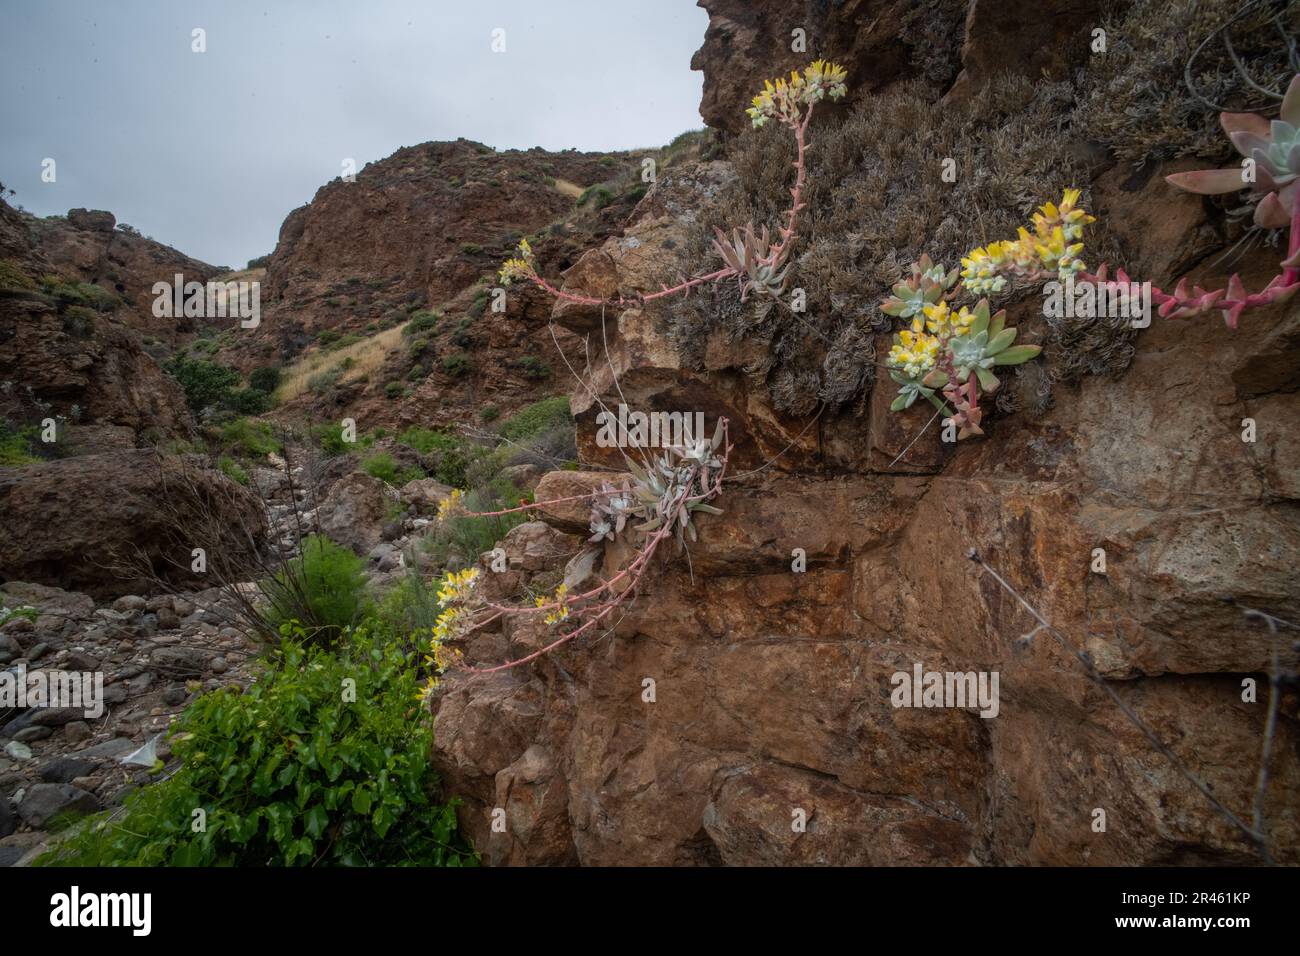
[0,199,200,442]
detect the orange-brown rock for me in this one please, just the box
[431,163,1300,869]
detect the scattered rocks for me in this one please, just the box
[63,722,91,743]
[11,727,53,744]
[113,595,146,613]
[16,783,101,828]
[148,646,209,677]
[3,742,32,762]
[38,758,97,784]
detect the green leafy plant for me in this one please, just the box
[164,356,244,415]
[577,184,615,210]
[515,356,552,380]
[362,452,423,486]
[262,535,370,645]
[450,318,474,348]
[0,259,36,292]
[467,292,488,319]
[405,310,441,335]
[424,481,527,567]
[0,421,40,466]
[219,418,281,458]
[315,422,354,457]
[218,455,250,485]
[37,626,474,867]
[498,396,571,442]
[249,366,281,394]
[397,427,478,487]
[442,353,473,377]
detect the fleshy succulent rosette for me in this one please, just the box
[1166,75,1300,229]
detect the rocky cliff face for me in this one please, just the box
[0,199,195,439]
[690,0,1103,134]
[27,207,224,345]
[429,1,1300,865]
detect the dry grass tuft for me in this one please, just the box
[275,322,409,403]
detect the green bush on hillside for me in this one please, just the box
[405,310,440,336]
[361,452,423,487]
[442,353,472,378]
[219,418,281,458]
[164,356,242,415]
[0,422,40,467]
[249,367,281,394]
[423,480,527,569]
[217,455,249,485]
[396,427,479,488]
[498,396,572,442]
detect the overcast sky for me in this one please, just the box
[0,0,708,268]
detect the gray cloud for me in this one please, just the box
[0,0,707,268]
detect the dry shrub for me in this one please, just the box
[1073,0,1300,167]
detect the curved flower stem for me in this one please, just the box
[525,269,735,310]
[765,106,813,268]
[456,489,605,520]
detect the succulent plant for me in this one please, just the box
[1166,75,1300,229]
[945,300,1041,392]
[887,370,945,413]
[712,223,792,301]
[622,419,726,551]
[880,254,959,318]
[589,481,636,543]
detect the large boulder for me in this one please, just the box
[0,451,266,598]
[317,471,399,554]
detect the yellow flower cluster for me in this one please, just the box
[426,638,463,674]
[536,582,571,626]
[415,630,465,702]
[887,328,942,378]
[498,237,535,286]
[914,301,976,338]
[1034,188,1093,242]
[437,567,479,608]
[960,189,1095,294]
[436,488,464,521]
[746,59,849,127]
[414,570,479,705]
